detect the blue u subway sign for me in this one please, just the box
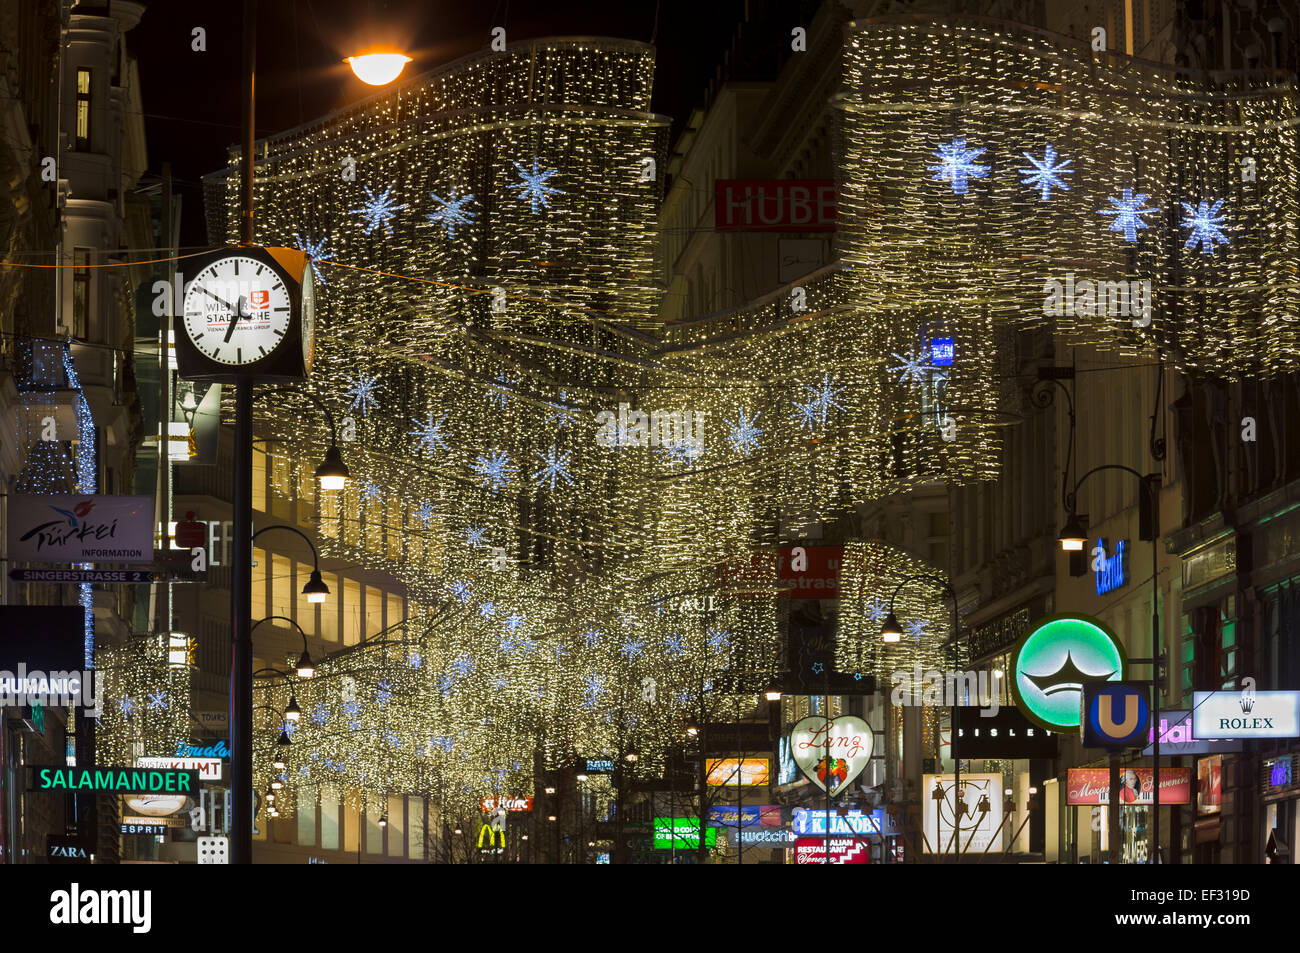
[1082,682,1149,748]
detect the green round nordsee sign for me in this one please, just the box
[1010,614,1126,733]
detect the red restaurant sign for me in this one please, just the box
[715,180,836,232]
[1066,767,1191,805]
[480,796,533,813]
[794,837,870,864]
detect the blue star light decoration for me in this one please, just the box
[707,628,732,653]
[409,412,450,456]
[282,720,299,739]
[662,633,685,657]
[889,349,930,388]
[674,689,694,707]
[1018,145,1073,200]
[724,406,763,455]
[293,233,329,284]
[1098,188,1159,243]
[496,634,517,655]
[793,373,846,428]
[479,601,497,619]
[551,644,568,663]
[407,650,424,669]
[582,629,602,647]
[546,391,574,428]
[492,675,509,690]
[865,596,889,624]
[416,502,435,527]
[437,675,456,698]
[375,680,393,706]
[343,701,362,718]
[581,673,608,708]
[928,138,989,195]
[147,691,167,710]
[471,450,517,494]
[450,656,475,677]
[486,373,511,410]
[812,662,825,675]
[503,613,527,633]
[506,157,564,213]
[657,439,704,471]
[344,374,380,416]
[350,185,409,236]
[310,704,329,725]
[618,638,646,660]
[464,526,487,548]
[1180,199,1230,254]
[532,446,575,491]
[118,696,135,719]
[427,188,476,238]
[360,480,383,503]
[431,735,455,753]
[906,619,929,641]
[447,580,473,604]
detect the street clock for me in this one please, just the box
[176,245,315,380]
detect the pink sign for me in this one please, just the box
[794,837,869,864]
[1066,767,1191,805]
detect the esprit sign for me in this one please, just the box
[136,757,223,781]
[789,715,873,796]
[481,796,533,813]
[714,180,836,232]
[8,495,154,563]
[1192,690,1300,739]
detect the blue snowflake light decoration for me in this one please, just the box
[360,480,383,503]
[657,439,704,471]
[486,373,511,410]
[375,680,393,706]
[906,619,929,641]
[662,633,685,657]
[407,651,423,669]
[409,413,450,456]
[1180,199,1230,254]
[450,656,475,677]
[496,634,517,655]
[724,406,762,455]
[349,185,408,236]
[147,691,167,710]
[464,526,487,548]
[618,638,646,660]
[506,157,564,213]
[532,446,575,491]
[310,704,329,725]
[447,580,472,604]
[581,673,608,708]
[1098,188,1159,243]
[706,628,732,653]
[293,233,329,284]
[928,139,989,195]
[344,374,380,416]
[865,596,889,624]
[492,675,509,690]
[793,373,846,428]
[478,601,497,619]
[1018,145,1073,200]
[118,696,135,719]
[889,350,930,387]
[471,450,517,494]
[582,629,602,648]
[546,391,574,428]
[503,613,526,633]
[416,502,435,526]
[427,188,476,238]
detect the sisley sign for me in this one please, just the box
[7,495,153,563]
[1193,690,1300,739]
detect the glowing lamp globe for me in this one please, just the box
[347,52,412,86]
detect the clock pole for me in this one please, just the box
[230,0,258,865]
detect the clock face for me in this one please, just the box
[181,255,293,366]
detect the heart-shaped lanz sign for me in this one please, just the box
[790,715,874,796]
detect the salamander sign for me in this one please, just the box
[30,766,198,793]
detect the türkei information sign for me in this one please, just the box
[715,180,836,232]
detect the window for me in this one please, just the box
[366,586,384,638]
[344,579,362,645]
[271,554,292,618]
[387,593,404,633]
[366,809,383,854]
[320,791,339,850]
[72,249,91,339]
[407,796,425,860]
[251,547,267,621]
[320,573,340,643]
[297,789,316,846]
[75,69,91,149]
[252,448,268,512]
[387,796,404,858]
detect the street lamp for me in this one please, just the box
[284,694,301,723]
[314,444,350,491]
[346,50,412,86]
[880,611,903,643]
[1057,513,1089,551]
[685,721,699,738]
[251,526,331,605]
[544,786,556,796]
[251,618,317,680]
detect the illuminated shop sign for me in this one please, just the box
[1192,690,1300,739]
[1140,709,1241,756]
[1010,614,1125,733]
[1267,758,1293,787]
[136,757,223,781]
[707,805,781,827]
[923,774,1004,853]
[1066,767,1191,805]
[580,757,616,774]
[788,716,873,796]
[1093,538,1127,595]
[930,337,954,367]
[653,818,718,850]
[704,758,770,786]
[732,828,798,846]
[481,796,533,812]
[32,767,198,794]
[791,808,899,837]
[794,837,869,864]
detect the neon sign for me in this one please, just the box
[930,337,954,367]
[1093,538,1127,595]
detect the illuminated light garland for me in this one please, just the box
[93,635,192,767]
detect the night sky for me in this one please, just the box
[129,0,748,247]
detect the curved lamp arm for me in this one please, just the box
[252,615,310,656]
[1065,462,1152,515]
[251,525,319,565]
[255,386,340,446]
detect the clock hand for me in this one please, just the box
[224,296,245,343]
[197,284,241,314]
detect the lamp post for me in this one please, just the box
[230,0,403,865]
[880,573,961,862]
[1059,463,1162,865]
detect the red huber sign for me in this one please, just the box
[715,180,836,232]
[795,837,870,864]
